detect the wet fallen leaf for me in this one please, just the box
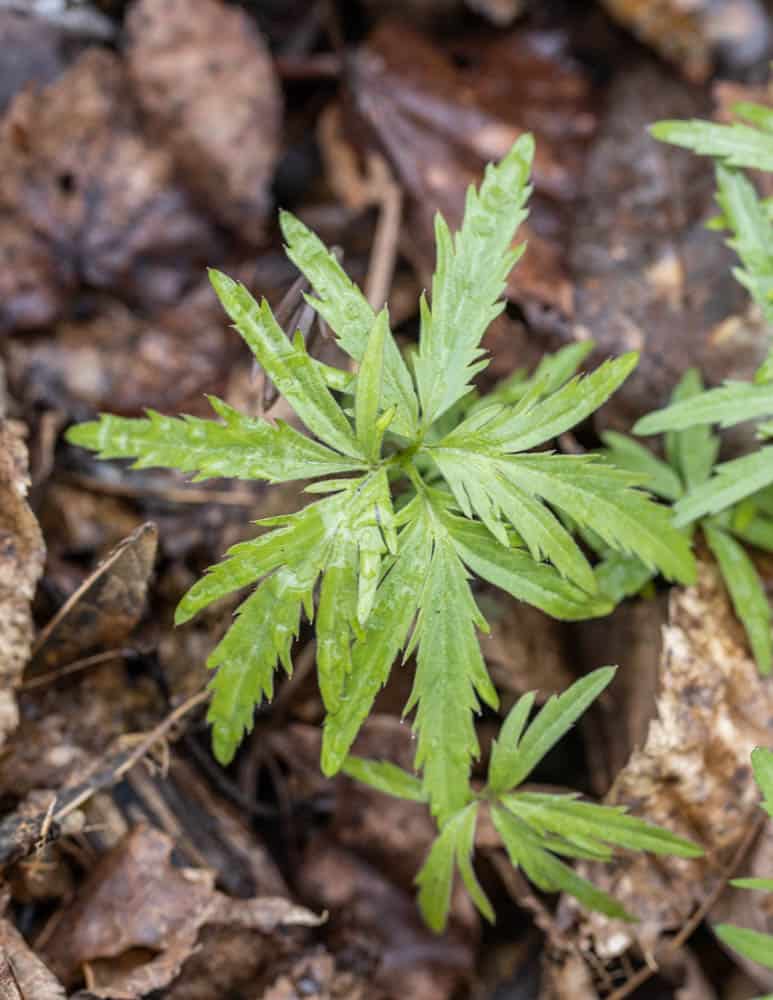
[0,418,45,750]
[42,824,321,994]
[560,559,773,965]
[0,48,219,324]
[126,0,282,244]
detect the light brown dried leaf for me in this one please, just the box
[564,560,773,961]
[0,419,45,750]
[126,0,282,244]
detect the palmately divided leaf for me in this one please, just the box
[279,211,419,437]
[321,506,434,776]
[704,523,772,675]
[66,397,365,484]
[673,448,773,525]
[491,806,633,920]
[413,134,533,425]
[635,381,773,435]
[209,269,363,459]
[432,449,597,593]
[406,522,499,823]
[444,514,612,620]
[650,117,773,171]
[502,454,695,584]
[488,667,616,793]
[341,756,425,802]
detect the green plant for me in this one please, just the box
[594,368,773,673]
[66,135,699,926]
[347,666,700,931]
[715,747,773,976]
[637,107,773,498]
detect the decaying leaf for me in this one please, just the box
[30,522,157,674]
[0,916,66,1000]
[0,419,45,750]
[126,0,282,244]
[0,48,218,323]
[42,824,321,994]
[343,21,595,312]
[558,559,773,966]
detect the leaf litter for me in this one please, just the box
[1,2,773,998]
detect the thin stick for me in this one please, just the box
[21,648,132,690]
[365,156,403,312]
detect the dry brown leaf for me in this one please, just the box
[561,559,773,964]
[42,824,321,994]
[126,0,282,244]
[30,522,157,675]
[0,419,45,750]
[0,48,218,323]
[0,917,66,999]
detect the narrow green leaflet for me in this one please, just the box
[715,925,773,969]
[502,454,695,584]
[414,135,533,424]
[207,564,315,764]
[416,805,469,932]
[454,802,494,924]
[731,878,773,891]
[485,341,596,410]
[209,270,363,459]
[491,806,632,920]
[445,515,612,620]
[477,354,638,454]
[66,397,365,483]
[279,211,418,437]
[406,526,499,823]
[635,381,773,435]
[321,508,433,776]
[354,309,390,461]
[664,369,719,491]
[673,448,773,526]
[704,523,772,675]
[502,793,701,858]
[593,550,655,604]
[715,164,773,322]
[650,118,773,171]
[341,756,425,802]
[753,746,773,813]
[487,667,616,793]
[487,691,536,794]
[600,430,683,502]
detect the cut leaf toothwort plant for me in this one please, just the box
[67,135,698,926]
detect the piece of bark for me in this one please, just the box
[0,419,45,751]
